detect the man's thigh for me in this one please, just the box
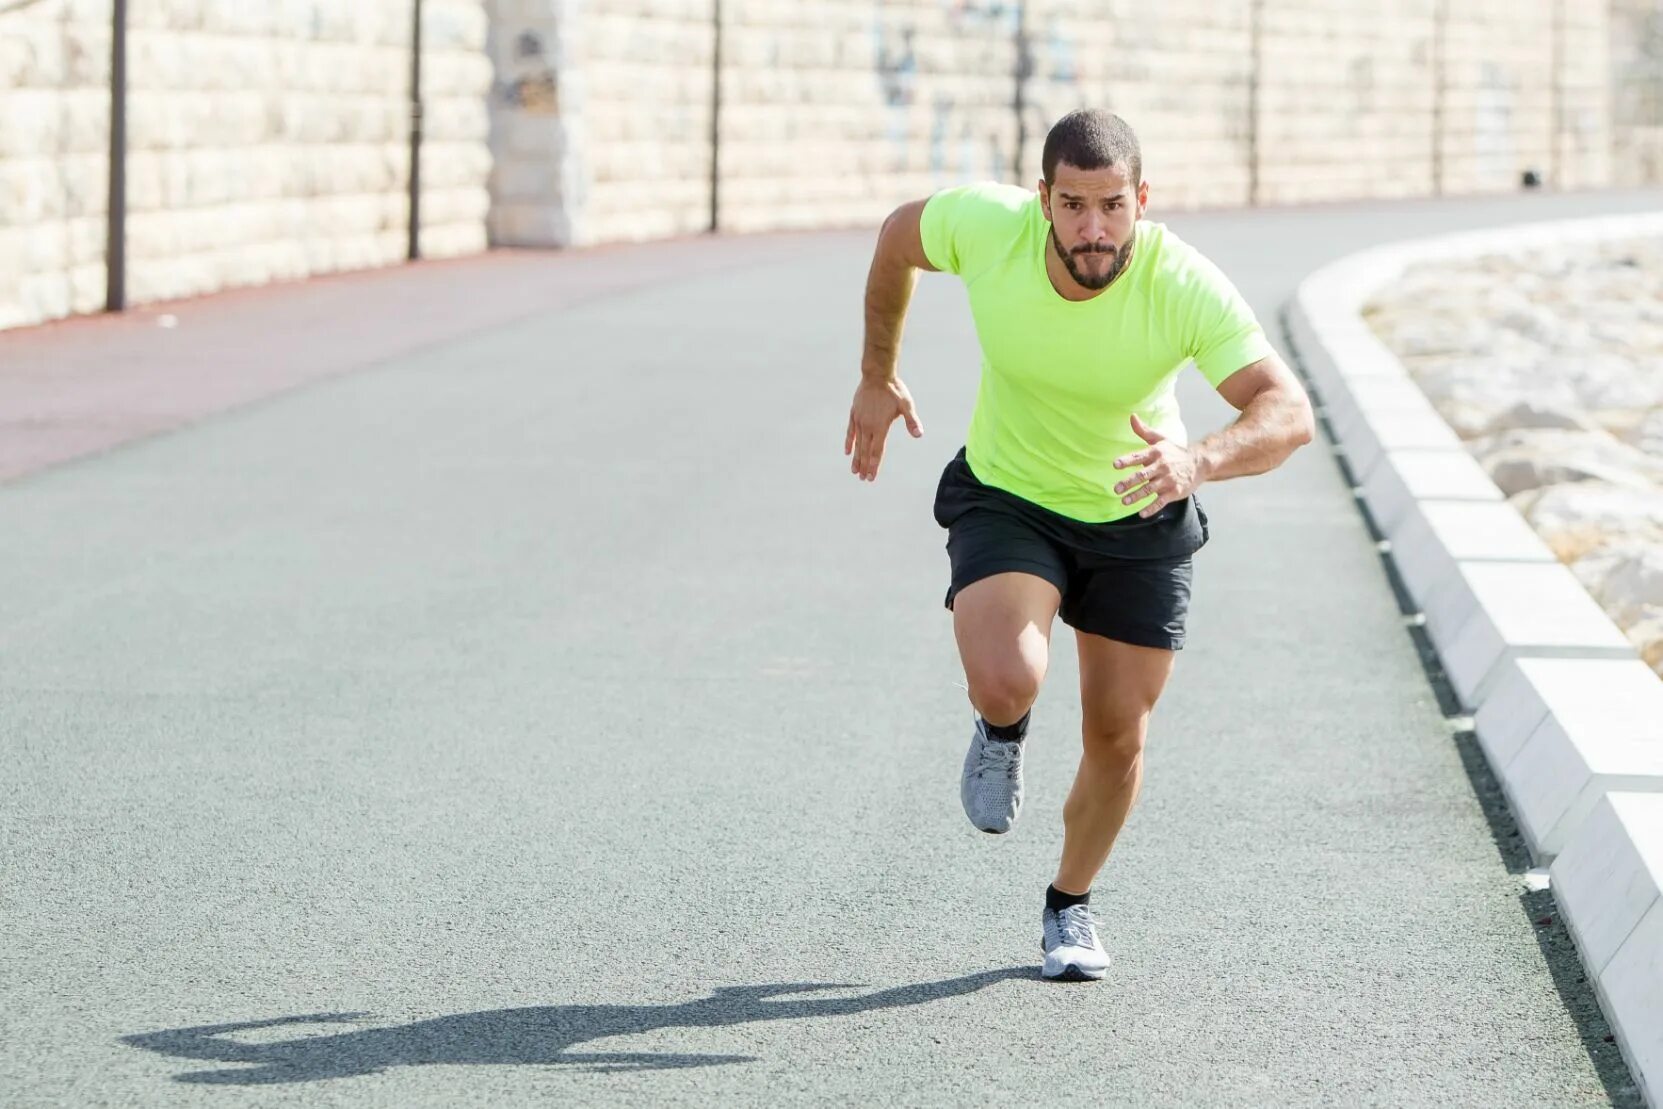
[952,572,1063,687]
[1074,632,1176,736]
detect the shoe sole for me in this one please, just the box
[1041,944,1109,981]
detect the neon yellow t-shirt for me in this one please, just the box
[920,182,1272,522]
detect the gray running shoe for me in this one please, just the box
[1041,903,1111,981]
[959,718,1025,834]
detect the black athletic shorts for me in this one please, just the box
[932,447,1209,650]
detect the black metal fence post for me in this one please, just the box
[408,0,423,260]
[709,0,722,233]
[1013,1,1029,186]
[105,0,126,311]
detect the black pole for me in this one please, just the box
[105,0,126,311]
[408,0,423,260]
[709,0,722,233]
[1012,1,1028,186]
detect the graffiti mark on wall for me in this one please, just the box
[875,23,917,109]
[872,0,1026,183]
[496,28,559,114]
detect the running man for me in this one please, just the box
[844,110,1315,981]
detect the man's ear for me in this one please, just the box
[1136,179,1150,217]
[1037,179,1051,222]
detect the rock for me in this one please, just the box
[1371,317,1495,359]
[1571,542,1632,595]
[1497,301,1590,349]
[1357,240,1663,680]
[1626,608,1663,679]
[1563,351,1663,412]
[1568,536,1663,624]
[1407,357,1572,438]
[1482,399,1605,436]
[1468,428,1663,495]
[1621,408,1663,457]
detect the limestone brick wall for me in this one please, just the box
[123,0,491,305]
[487,0,714,248]
[717,0,1017,234]
[0,0,111,331]
[490,0,1622,247]
[0,0,491,331]
[4,0,1653,330]
[1253,0,1437,204]
[1435,0,1608,193]
[1023,0,1255,209]
[1612,0,1663,186]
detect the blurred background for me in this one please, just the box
[1,0,1660,332]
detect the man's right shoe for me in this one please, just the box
[959,717,1025,834]
[1041,903,1111,981]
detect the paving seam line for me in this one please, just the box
[1283,210,1663,1108]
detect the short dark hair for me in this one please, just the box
[1041,109,1141,186]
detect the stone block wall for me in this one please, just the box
[492,0,1624,247]
[486,0,714,248]
[122,0,491,305]
[1436,0,1608,193]
[1023,0,1256,209]
[0,0,492,330]
[0,0,112,331]
[1253,0,1437,203]
[486,0,1016,245]
[718,0,1017,233]
[1612,0,1663,186]
[3,0,1656,331]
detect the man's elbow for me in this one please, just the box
[1279,384,1316,449]
[1292,395,1316,447]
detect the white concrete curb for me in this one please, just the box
[1287,211,1663,1100]
[1552,793,1663,1108]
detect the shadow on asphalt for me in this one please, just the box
[121,968,1031,1085]
[1283,308,1644,1107]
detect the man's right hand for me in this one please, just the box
[844,378,924,482]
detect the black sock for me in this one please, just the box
[1046,884,1090,913]
[981,709,1030,743]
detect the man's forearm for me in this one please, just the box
[861,221,921,383]
[1194,386,1315,483]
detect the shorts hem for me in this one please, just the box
[1063,622,1187,651]
[945,559,1068,610]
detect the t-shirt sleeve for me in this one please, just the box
[918,183,1022,278]
[1182,256,1275,388]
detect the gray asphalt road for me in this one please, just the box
[4,188,1660,1106]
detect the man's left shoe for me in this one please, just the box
[1041,903,1111,981]
[959,717,1025,834]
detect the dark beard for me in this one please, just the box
[1050,225,1132,290]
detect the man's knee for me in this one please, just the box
[966,662,1043,725]
[1082,714,1148,769]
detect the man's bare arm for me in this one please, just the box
[860,199,938,384]
[846,199,938,481]
[1111,353,1314,516]
[1192,353,1316,483]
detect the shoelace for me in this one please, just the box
[1055,904,1098,950]
[973,735,1021,778]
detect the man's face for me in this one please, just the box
[1039,162,1149,291]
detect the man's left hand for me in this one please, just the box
[1112,415,1206,518]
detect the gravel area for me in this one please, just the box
[1365,237,1663,678]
